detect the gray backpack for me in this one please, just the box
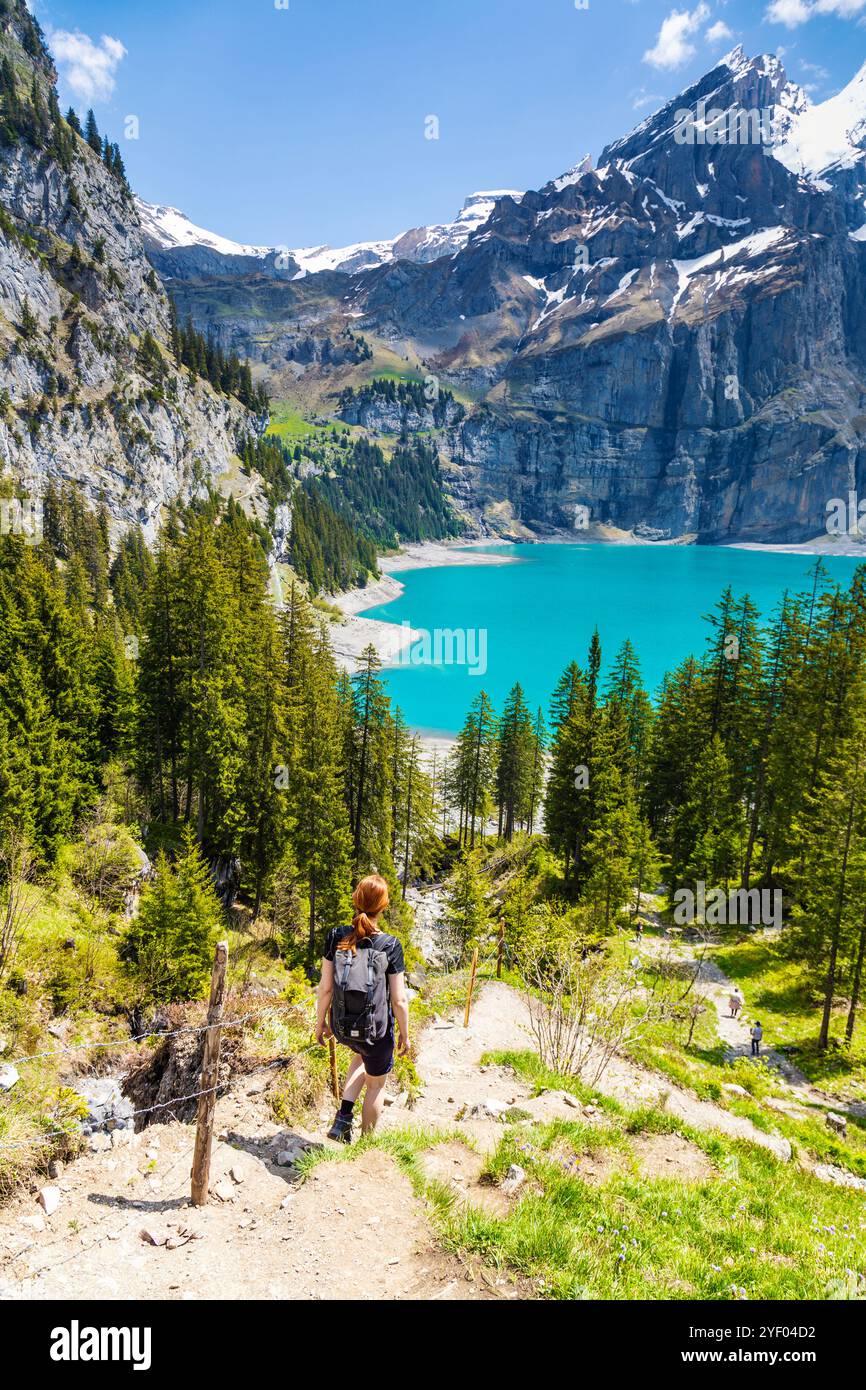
[330,939,390,1048]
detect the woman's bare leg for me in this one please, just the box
[342,1052,367,1103]
[361,1074,387,1133]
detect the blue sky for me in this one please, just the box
[30,0,866,249]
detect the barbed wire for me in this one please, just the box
[0,1082,225,1151]
[0,954,513,1154]
[4,1001,294,1068]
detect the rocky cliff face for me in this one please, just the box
[0,1,257,543]
[157,46,866,545]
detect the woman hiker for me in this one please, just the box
[316,874,410,1143]
[750,1021,763,1056]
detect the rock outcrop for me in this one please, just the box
[0,1,258,542]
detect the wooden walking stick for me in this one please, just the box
[463,946,479,1028]
[191,940,228,1206]
[328,1035,340,1100]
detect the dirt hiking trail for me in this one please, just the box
[639,930,866,1119]
[3,971,839,1301]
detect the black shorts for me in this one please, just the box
[348,1020,395,1077]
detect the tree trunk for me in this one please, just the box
[845,898,866,1043]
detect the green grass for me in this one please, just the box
[265,402,341,443]
[445,1119,866,1300]
[710,938,866,1093]
[300,1068,866,1300]
[594,938,866,1179]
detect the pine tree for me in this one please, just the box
[291,625,353,964]
[452,690,496,848]
[444,850,489,962]
[84,108,101,155]
[348,645,393,873]
[496,682,533,840]
[124,831,221,1004]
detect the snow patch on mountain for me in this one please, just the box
[773,60,866,178]
[137,189,523,278]
[135,199,266,258]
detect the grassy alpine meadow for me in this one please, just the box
[265,401,343,444]
[301,1076,866,1301]
[448,1114,865,1301]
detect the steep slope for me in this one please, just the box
[158,47,866,545]
[0,1,259,542]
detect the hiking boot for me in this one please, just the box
[327,1112,353,1144]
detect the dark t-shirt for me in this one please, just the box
[323,928,405,977]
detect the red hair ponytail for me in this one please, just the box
[338,874,390,953]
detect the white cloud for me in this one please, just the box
[764,0,812,23]
[815,0,866,14]
[643,5,710,70]
[765,0,866,24]
[632,86,665,110]
[706,19,734,41]
[48,29,127,104]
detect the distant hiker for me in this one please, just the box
[729,989,743,1019]
[316,874,410,1143]
[750,1021,763,1056]
[634,920,644,942]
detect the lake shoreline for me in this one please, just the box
[326,540,518,672]
[328,529,866,670]
[325,531,865,751]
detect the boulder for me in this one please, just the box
[469,1098,509,1120]
[0,1063,19,1091]
[826,1111,848,1139]
[501,1163,527,1196]
[37,1186,60,1217]
[75,1077,134,1136]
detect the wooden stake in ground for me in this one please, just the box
[328,1035,340,1099]
[191,940,229,1206]
[463,946,479,1028]
[496,918,505,979]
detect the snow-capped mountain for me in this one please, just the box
[136,189,523,281]
[159,46,866,545]
[773,57,866,180]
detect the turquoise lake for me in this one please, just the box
[358,544,864,736]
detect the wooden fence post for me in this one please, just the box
[463,946,479,1029]
[496,918,505,979]
[328,1036,340,1100]
[191,940,229,1207]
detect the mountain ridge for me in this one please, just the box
[156,45,866,545]
[137,188,525,283]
